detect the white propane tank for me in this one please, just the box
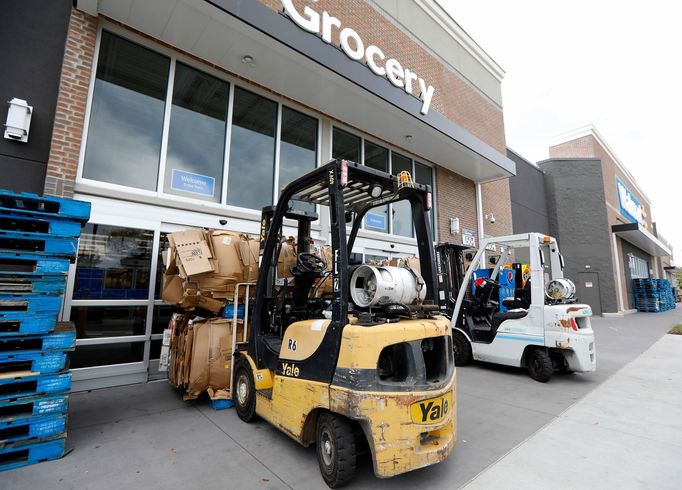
[545,278,576,301]
[350,265,426,307]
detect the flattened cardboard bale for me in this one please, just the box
[278,237,297,278]
[401,255,421,274]
[161,274,184,306]
[187,318,234,396]
[172,229,214,276]
[237,236,260,283]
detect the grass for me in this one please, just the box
[669,324,682,335]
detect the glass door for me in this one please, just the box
[64,222,158,391]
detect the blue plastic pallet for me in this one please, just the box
[0,231,78,258]
[211,398,235,410]
[0,214,83,238]
[0,415,66,445]
[0,191,91,222]
[0,315,56,337]
[0,253,70,276]
[0,323,75,355]
[0,276,67,295]
[0,294,63,316]
[0,351,68,375]
[0,436,65,472]
[0,372,71,401]
[0,394,68,423]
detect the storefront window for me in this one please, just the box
[332,128,361,162]
[70,306,147,338]
[83,32,169,190]
[227,87,277,210]
[164,63,229,202]
[74,224,154,300]
[152,305,174,335]
[392,152,413,238]
[415,162,435,236]
[70,342,145,369]
[364,141,389,233]
[279,107,317,211]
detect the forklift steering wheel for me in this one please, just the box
[297,252,326,273]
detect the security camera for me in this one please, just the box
[219,219,228,226]
[485,213,496,224]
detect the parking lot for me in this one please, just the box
[5,308,682,489]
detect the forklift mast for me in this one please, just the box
[249,159,438,384]
[435,243,469,318]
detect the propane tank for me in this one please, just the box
[545,278,576,301]
[350,265,426,307]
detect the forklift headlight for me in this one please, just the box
[369,183,383,198]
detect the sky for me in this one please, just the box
[437,0,682,260]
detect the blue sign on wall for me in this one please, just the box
[171,169,215,197]
[616,177,643,224]
[365,213,386,230]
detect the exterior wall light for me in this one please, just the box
[4,98,32,143]
[449,217,460,235]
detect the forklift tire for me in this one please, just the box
[233,356,257,422]
[452,331,472,366]
[527,348,553,383]
[316,412,357,488]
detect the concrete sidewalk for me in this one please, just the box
[465,332,682,489]
[3,309,681,489]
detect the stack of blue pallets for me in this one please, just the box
[632,278,676,313]
[0,191,90,471]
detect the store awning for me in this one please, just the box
[612,223,672,257]
[76,0,515,183]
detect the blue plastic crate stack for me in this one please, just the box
[632,278,676,313]
[0,191,90,472]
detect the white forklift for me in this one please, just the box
[436,233,596,382]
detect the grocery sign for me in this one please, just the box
[281,0,435,115]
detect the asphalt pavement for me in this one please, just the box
[4,307,682,489]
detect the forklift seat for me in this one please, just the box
[502,280,532,310]
[491,309,528,330]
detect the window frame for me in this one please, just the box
[331,123,438,241]
[77,23,322,216]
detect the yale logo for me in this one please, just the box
[280,362,300,377]
[410,393,452,424]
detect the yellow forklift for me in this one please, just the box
[233,159,456,487]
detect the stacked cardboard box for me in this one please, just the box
[0,191,90,471]
[160,228,259,405]
[161,229,259,314]
[165,313,246,401]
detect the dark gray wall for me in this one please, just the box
[539,158,618,313]
[620,238,653,309]
[0,0,72,194]
[507,149,550,234]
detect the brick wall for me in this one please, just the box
[44,8,97,198]
[550,135,653,231]
[435,167,477,243]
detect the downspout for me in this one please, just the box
[612,234,625,312]
[476,182,485,269]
